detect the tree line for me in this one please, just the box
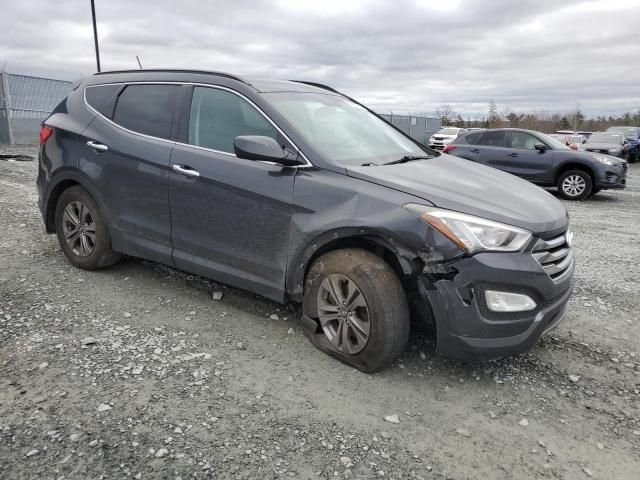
[434,100,640,133]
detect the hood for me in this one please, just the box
[581,143,622,152]
[346,155,568,234]
[572,149,624,165]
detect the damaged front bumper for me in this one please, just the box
[420,249,574,361]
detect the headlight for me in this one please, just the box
[403,204,532,254]
[429,137,435,142]
[608,148,620,154]
[592,153,615,166]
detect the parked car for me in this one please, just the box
[578,131,632,162]
[38,70,574,372]
[428,127,466,150]
[606,126,639,163]
[445,128,627,200]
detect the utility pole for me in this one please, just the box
[91,0,101,72]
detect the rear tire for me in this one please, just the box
[303,248,410,373]
[55,186,121,270]
[557,170,592,200]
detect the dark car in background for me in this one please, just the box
[37,70,575,372]
[578,131,632,162]
[445,128,627,200]
[605,126,639,162]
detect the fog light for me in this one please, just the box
[484,291,536,312]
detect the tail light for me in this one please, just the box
[39,125,53,145]
[443,145,456,154]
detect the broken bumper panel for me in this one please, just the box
[420,250,574,361]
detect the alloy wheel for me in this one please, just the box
[62,201,96,257]
[316,273,370,354]
[562,175,586,197]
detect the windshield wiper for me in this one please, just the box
[382,155,433,166]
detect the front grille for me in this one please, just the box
[532,234,573,283]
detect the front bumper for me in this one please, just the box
[419,246,574,361]
[595,163,627,190]
[428,139,453,150]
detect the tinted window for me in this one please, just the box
[461,131,483,144]
[188,87,277,153]
[478,131,507,147]
[113,84,179,139]
[86,84,121,118]
[508,131,538,149]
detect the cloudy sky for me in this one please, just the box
[1,0,639,118]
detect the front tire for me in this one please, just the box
[303,249,410,373]
[55,186,121,270]
[557,170,592,200]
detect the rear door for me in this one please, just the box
[448,131,484,162]
[505,131,554,184]
[168,85,298,301]
[474,130,508,170]
[80,83,180,264]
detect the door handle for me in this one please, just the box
[86,140,109,152]
[507,152,519,157]
[172,164,200,177]
[470,148,480,153]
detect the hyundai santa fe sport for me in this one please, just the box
[37,70,575,372]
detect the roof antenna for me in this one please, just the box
[136,56,143,69]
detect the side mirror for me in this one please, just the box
[234,136,303,166]
[534,142,548,151]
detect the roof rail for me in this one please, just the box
[291,80,341,94]
[94,69,249,85]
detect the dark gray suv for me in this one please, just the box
[445,128,627,200]
[37,70,574,372]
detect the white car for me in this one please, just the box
[428,127,467,150]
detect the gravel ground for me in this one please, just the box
[1,145,639,480]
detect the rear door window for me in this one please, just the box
[188,87,278,154]
[478,131,507,147]
[85,84,122,119]
[112,84,179,139]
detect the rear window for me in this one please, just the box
[478,131,507,147]
[85,84,121,119]
[112,84,179,139]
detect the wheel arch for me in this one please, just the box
[286,228,420,303]
[44,171,112,233]
[555,162,595,185]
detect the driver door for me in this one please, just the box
[168,86,297,301]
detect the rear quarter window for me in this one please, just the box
[112,84,179,139]
[458,131,483,144]
[85,84,122,119]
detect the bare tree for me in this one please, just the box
[436,104,455,126]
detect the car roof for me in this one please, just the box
[85,69,336,95]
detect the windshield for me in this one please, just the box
[537,132,570,150]
[587,133,623,144]
[264,92,426,165]
[436,128,459,135]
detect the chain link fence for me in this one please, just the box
[1,62,80,144]
[378,113,441,145]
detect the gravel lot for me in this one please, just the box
[1,145,639,480]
